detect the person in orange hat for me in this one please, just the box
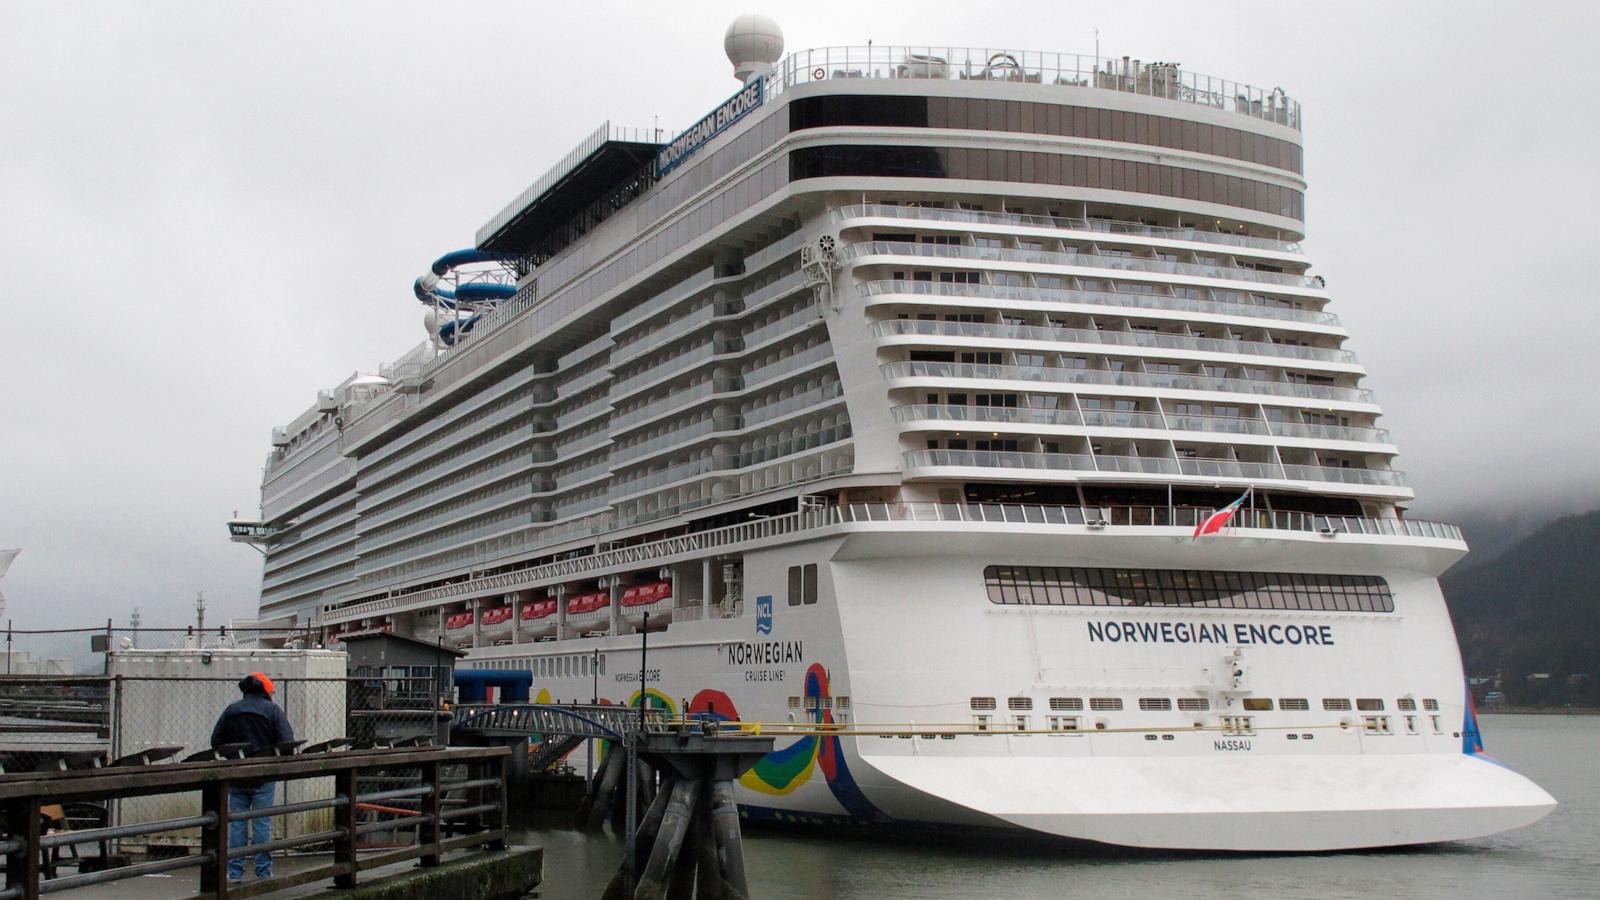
[210,672,295,883]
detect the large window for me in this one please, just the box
[790,145,1304,220]
[789,95,1303,174]
[982,565,1393,612]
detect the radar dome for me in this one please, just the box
[725,13,783,82]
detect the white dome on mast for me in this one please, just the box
[724,13,783,83]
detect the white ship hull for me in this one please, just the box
[467,524,1555,850]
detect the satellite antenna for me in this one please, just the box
[0,549,17,621]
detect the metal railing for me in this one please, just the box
[881,360,1376,404]
[890,405,1391,445]
[831,204,1304,254]
[860,279,1340,327]
[902,449,1405,487]
[0,746,508,899]
[872,319,1356,365]
[841,241,1320,289]
[774,46,1300,129]
[323,500,1457,625]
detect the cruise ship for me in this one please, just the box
[233,17,1555,850]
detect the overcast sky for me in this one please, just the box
[2,1,1596,630]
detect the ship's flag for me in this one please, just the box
[1192,493,1249,540]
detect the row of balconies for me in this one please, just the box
[901,448,1408,489]
[840,241,1324,292]
[882,361,1376,407]
[872,319,1356,367]
[890,404,1390,445]
[830,204,1304,256]
[859,279,1340,329]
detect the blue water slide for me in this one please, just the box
[431,249,515,277]
[437,313,482,345]
[454,282,517,304]
[414,276,457,307]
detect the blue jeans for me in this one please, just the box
[227,782,275,880]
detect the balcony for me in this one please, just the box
[861,280,1339,329]
[882,361,1376,405]
[743,382,845,428]
[609,343,718,401]
[831,204,1303,255]
[902,449,1404,489]
[840,242,1323,290]
[872,319,1356,366]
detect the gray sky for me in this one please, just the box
[2,1,1596,630]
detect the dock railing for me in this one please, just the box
[0,745,509,899]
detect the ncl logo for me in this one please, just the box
[755,594,773,635]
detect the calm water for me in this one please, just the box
[519,714,1598,899]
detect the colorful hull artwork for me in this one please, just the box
[603,664,885,822]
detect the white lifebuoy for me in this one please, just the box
[813,67,826,80]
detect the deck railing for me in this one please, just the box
[322,502,1461,625]
[0,746,508,900]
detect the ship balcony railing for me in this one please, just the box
[885,406,1388,445]
[361,419,550,501]
[774,45,1300,129]
[260,564,358,597]
[612,268,719,335]
[735,269,810,317]
[358,370,555,478]
[606,457,718,501]
[882,361,1377,405]
[260,531,358,582]
[358,492,543,556]
[555,460,614,491]
[357,512,538,573]
[670,603,742,624]
[259,553,359,593]
[836,502,1455,540]
[902,449,1402,488]
[359,435,550,513]
[360,453,542,527]
[555,366,613,399]
[1267,419,1391,443]
[860,280,1340,329]
[557,331,616,371]
[872,319,1356,365]
[743,382,846,428]
[742,344,836,391]
[610,381,719,432]
[1282,463,1409,487]
[610,344,719,401]
[554,395,615,431]
[831,204,1304,255]
[840,242,1321,290]
[741,307,825,351]
[611,416,744,467]
[323,501,1457,626]
[553,432,613,462]
[610,305,719,368]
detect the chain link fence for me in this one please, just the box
[1,625,321,676]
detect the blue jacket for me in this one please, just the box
[211,693,295,752]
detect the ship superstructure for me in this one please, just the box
[237,18,1554,849]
